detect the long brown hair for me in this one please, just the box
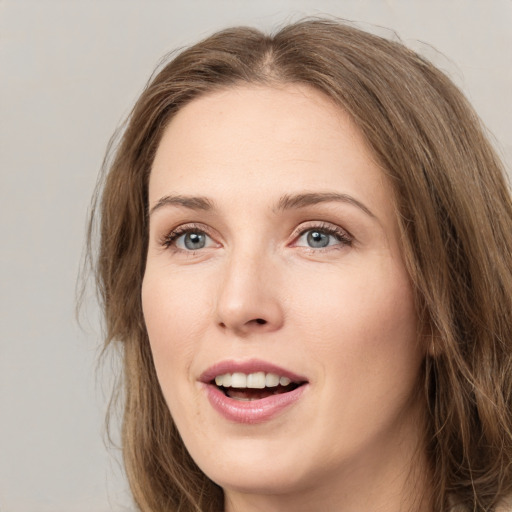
[88,19,512,511]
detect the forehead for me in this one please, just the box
[149,84,392,218]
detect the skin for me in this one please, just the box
[142,84,430,512]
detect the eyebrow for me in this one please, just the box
[149,195,215,216]
[275,192,375,218]
[149,191,375,218]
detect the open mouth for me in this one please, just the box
[212,371,306,401]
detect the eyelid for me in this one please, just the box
[159,222,219,250]
[290,221,353,248]
[158,220,352,253]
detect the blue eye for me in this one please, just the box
[295,226,351,249]
[305,230,331,248]
[164,228,215,251]
[179,232,209,250]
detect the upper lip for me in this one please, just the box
[199,359,308,384]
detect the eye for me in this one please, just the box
[162,226,217,252]
[177,231,211,250]
[294,224,352,249]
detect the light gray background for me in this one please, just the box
[1,1,511,511]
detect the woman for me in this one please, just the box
[89,19,512,511]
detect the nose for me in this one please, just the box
[215,248,284,337]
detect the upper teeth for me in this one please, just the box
[214,372,292,389]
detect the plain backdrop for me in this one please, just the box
[1,1,511,511]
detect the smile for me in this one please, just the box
[214,372,302,401]
[200,360,309,423]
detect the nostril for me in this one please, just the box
[255,318,267,325]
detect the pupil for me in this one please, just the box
[184,232,205,250]
[307,230,329,248]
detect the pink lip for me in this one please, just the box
[199,359,309,424]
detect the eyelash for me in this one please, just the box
[160,222,353,253]
[160,223,213,250]
[293,222,353,250]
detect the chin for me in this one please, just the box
[210,464,307,497]
[189,437,313,495]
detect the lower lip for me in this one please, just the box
[203,384,307,424]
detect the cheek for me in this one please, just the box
[288,260,423,455]
[293,256,415,328]
[288,257,420,383]
[141,268,211,384]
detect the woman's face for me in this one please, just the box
[143,84,426,505]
